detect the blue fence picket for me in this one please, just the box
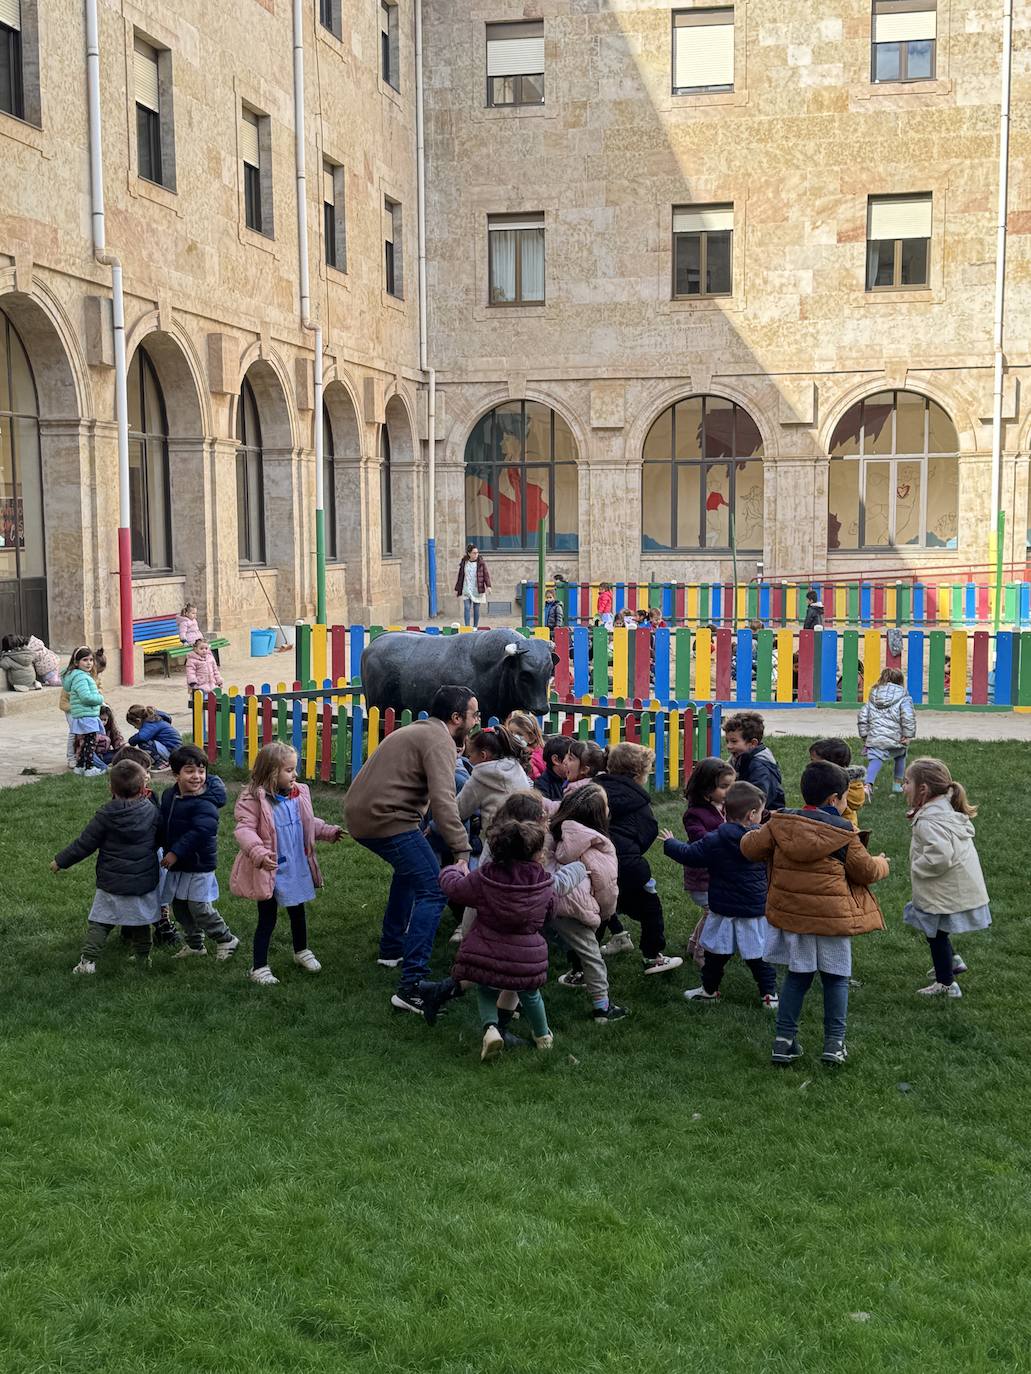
[735,627,752,704]
[291,695,302,756]
[349,625,365,683]
[615,583,626,613]
[819,629,838,703]
[653,627,670,702]
[759,584,771,621]
[234,695,246,768]
[907,630,924,704]
[350,705,364,777]
[594,697,609,746]
[994,632,1013,705]
[654,711,666,790]
[711,583,722,626]
[912,584,925,625]
[572,626,590,698]
[965,584,976,623]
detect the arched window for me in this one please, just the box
[0,306,45,634]
[322,403,338,561]
[828,391,958,550]
[236,375,266,565]
[127,345,172,571]
[642,396,763,552]
[380,424,393,556]
[464,400,578,552]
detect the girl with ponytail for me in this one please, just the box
[902,757,991,999]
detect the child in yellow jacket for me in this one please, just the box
[809,738,866,828]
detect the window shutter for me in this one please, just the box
[486,23,545,77]
[673,205,734,233]
[674,12,734,89]
[869,196,932,239]
[0,0,21,31]
[384,203,395,243]
[873,9,936,43]
[380,3,390,35]
[241,112,260,169]
[324,166,336,206]
[134,41,160,114]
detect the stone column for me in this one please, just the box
[765,455,825,578]
[263,445,305,622]
[580,452,636,584]
[39,416,105,647]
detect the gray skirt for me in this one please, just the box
[903,901,992,939]
[764,927,852,976]
[88,886,161,926]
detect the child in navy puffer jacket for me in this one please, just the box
[662,780,778,1008]
[127,704,182,765]
[159,744,239,960]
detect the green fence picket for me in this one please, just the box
[674,628,692,700]
[755,630,774,701]
[928,632,947,706]
[296,624,312,687]
[840,631,860,704]
[847,583,860,624]
[592,625,608,697]
[1018,633,1031,707]
[335,699,349,783]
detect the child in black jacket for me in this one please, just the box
[159,744,239,960]
[52,759,164,973]
[598,743,683,975]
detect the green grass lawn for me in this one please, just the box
[1,737,1029,1373]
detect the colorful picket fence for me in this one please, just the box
[191,684,721,795]
[294,623,1031,711]
[519,578,1031,629]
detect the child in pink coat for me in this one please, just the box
[186,640,224,694]
[231,741,342,985]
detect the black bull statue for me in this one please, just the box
[360,629,558,723]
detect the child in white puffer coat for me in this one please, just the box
[546,783,628,1023]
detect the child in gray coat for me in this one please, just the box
[858,667,916,798]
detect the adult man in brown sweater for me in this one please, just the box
[346,684,480,1014]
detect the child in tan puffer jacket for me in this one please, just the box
[546,784,628,1022]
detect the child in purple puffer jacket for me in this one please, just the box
[682,757,736,967]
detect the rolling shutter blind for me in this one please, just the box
[134,41,160,113]
[869,196,932,239]
[673,205,733,233]
[486,23,545,77]
[241,112,260,169]
[0,0,21,31]
[674,10,734,89]
[874,8,936,43]
[384,203,395,243]
[489,216,544,232]
[380,3,390,35]
[324,166,336,206]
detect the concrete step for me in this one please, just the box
[0,687,62,718]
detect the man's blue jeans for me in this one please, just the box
[357,830,446,988]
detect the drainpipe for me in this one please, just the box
[989,0,1013,554]
[293,0,326,624]
[415,0,437,618]
[85,0,133,685]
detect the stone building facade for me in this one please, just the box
[1,0,1030,657]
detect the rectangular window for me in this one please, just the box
[323,162,345,271]
[242,108,265,235]
[673,8,734,95]
[486,21,544,106]
[134,38,165,187]
[384,197,402,297]
[871,1,936,83]
[488,214,545,305]
[381,1,399,91]
[866,194,931,290]
[319,0,341,39]
[673,204,733,297]
[0,0,24,120]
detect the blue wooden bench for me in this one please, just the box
[134,615,231,677]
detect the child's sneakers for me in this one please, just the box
[642,953,683,975]
[821,1038,848,1065]
[771,1036,803,1065]
[376,955,403,968]
[533,1033,555,1050]
[591,1003,629,1022]
[683,986,719,1002]
[215,935,241,961]
[72,958,96,975]
[249,965,279,986]
[892,782,904,795]
[174,943,206,958]
[917,980,963,998]
[601,931,634,957]
[557,969,586,988]
[761,993,780,1011]
[293,948,321,972]
[480,1025,504,1061]
[925,954,967,978]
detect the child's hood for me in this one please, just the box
[555,819,615,865]
[475,861,554,917]
[473,757,527,787]
[1,648,34,665]
[97,796,161,838]
[764,809,854,862]
[870,682,908,709]
[912,794,976,842]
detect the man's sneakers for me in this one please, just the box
[416,976,460,1025]
[771,1036,803,1065]
[215,935,241,961]
[249,965,279,986]
[821,1039,848,1065]
[601,931,635,957]
[72,958,96,976]
[683,986,719,1003]
[293,948,322,973]
[391,987,429,1016]
[557,969,586,988]
[917,980,963,998]
[591,1003,629,1022]
[481,1025,504,1061]
[925,954,968,978]
[642,953,683,975]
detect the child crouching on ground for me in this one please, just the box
[662,780,778,1009]
[903,757,990,999]
[740,760,889,1066]
[126,705,182,768]
[159,743,239,962]
[52,759,163,973]
[231,741,342,985]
